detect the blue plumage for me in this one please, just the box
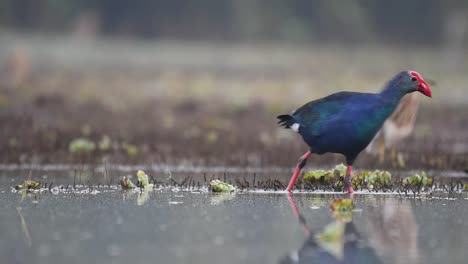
[280,91,396,164]
[278,71,432,193]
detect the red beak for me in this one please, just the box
[418,80,432,97]
[410,71,432,98]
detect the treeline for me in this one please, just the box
[1,0,467,45]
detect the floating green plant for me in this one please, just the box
[136,170,154,189]
[120,177,135,189]
[403,172,432,187]
[303,169,333,181]
[352,170,391,190]
[303,163,347,189]
[15,180,41,190]
[210,180,235,192]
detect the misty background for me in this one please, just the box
[0,0,467,168]
[1,0,467,45]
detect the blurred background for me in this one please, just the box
[0,0,467,170]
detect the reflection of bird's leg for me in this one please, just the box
[379,137,386,164]
[287,193,311,235]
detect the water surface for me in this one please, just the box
[1,186,468,264]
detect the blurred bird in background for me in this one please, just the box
[366,79,436,167]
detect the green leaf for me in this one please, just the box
[210,180,235,192]
[334,163,347,177]
[136,170,153,188]
[15,180,41,190]
[303,170,327,181]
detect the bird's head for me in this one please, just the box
[389,71,432,98]
[408,71,432,97]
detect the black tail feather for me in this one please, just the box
[277,114,295,129]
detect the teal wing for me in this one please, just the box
[292,92,355,136]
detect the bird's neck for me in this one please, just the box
[379,85,408,107]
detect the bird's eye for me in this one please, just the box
[411,77,418,82]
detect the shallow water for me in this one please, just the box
[1,185,468,264]
[1,164,466,191]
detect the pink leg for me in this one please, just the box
[344,165,354,194]
[286,151,312,192]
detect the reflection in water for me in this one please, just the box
[366,201,419,264]
[16,207,32,248]
[280,194,419,264]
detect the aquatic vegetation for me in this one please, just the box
[302,163,394,191]
[120,177,135,189]
[302,163,347,180]
[301,166,435,194]
[15,180,41,190]
[136,170,154,189]
[403,172,432,187]
[352,170,391,190]
[69,138,95,154]
[303,169,333,181]
[334,163,347,177]
[302,163,347,190]
[210,180,235,192]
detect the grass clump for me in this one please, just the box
[210,180,235,192]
